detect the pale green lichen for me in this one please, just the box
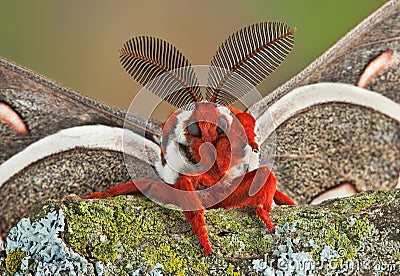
[270,192,379,264]
[5,209,87,275]
[5,249,25,274]
[266,190,400,275]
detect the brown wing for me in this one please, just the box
[251,0,400,204]
[0,56,161,236]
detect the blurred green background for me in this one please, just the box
[0,0,387,118]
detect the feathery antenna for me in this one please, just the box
[206,22,296,106]
[118,36,201,109]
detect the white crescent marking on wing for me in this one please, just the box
[310,183,358,205]
[256,83,400,191]
[256,83,400,143]
[0,125,160,187]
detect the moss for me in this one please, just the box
[351,196,380,212]
[330,190,394,213]
[64,199,122,262]
[393,251,400,261]
[5,249,26,274]
[62,195,275,274]
[139,236,209,275]
[226,263,240,276]
[309,227,355,261]
[273,206,297,225]
[62,196,209,275]
[206,208,274,255]
[144,244,186,275]
[262,192,397,275]
[351,216,371,240]
[11,189,394,275]
[205,209,242,232]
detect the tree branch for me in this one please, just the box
[1,189,400,275]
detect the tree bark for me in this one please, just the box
[1,189,399,275]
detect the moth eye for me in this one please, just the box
[187,121,201,137]
[217,117,227,134]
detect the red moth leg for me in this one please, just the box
[84,179,188,204]
[274,189,296,206]
[183,209,212,255]
[215,166,295,231]
[84,178,184,204]
[84,179,153,199]
[172,173,214,255]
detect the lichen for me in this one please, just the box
[94,261,104,276]
[206,208,274,255]
[270,192,376,265]
[258,190,400,275]
[251,224,315,275]
[5,249,25,274]
[62,196,209,275]
[1,189,399,275]
[5,209,87,275]
[226,263,240,276]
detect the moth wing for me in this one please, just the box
[250,0,400,204]
[0,56,161,234]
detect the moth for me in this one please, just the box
[0,0,399,250]
[84,22,297,255]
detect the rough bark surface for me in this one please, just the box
[1,189,399,275]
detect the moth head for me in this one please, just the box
[160,102,233,162]
[185,103,230,144]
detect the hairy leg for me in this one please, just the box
[183,209,212,255]
[173,174,213,255]
[215,166,295,231]
[84,179,152,199]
